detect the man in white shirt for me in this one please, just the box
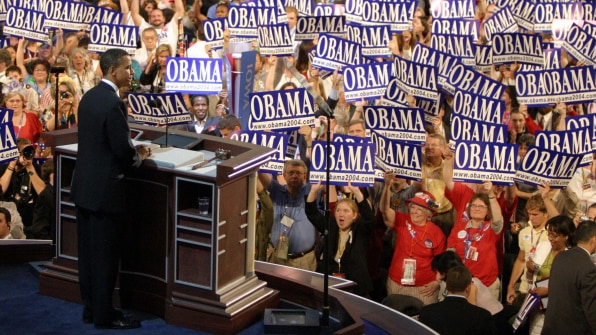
[129,0,185,53]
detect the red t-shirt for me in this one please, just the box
[389,212,446,286]
[446,182,499,286]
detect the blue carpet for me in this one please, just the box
[0,264,264,335]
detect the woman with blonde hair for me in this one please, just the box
[69,47,100,96]
[140,44,172,93]
[40,77,79,131]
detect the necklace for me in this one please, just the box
[14,111,24,138]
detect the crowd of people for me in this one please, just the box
[0,0,595,333]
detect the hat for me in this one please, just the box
[406,191,439,212]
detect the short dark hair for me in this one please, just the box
[517,133,535,146]
[190,94,210,106]
[0,207,12,223]
[99,48,129,76]
[575,221,596,244]
[28,59,51,76]
[546,215,576,248]
[0,49,11,66]
[431,251,463,275]
[218,114,241,131]
[445,265,472,293]
[5,65,21,75]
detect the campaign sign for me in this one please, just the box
[552,19,583,48]
[412,42,460,88]
[475,44,493,73]
[345,23,391,58]
[365,106,426,143]
[515,146,582,188]
[257,24,293,56]
[88,23,138,54]
[0,38,9,48]
[535,128,593,166]
[566,114,596,150]
[3,7,46,42]
[370,132,423,181]
[165,57,223,94]
[313,4,344,17]
[44,1,122,31]
[444,62,506,99]
[492,32,544,66]
[583,21,596,35]
[534,2,583,32]
[562,23,596,67]
[430,33,476,66]
[203,18,226,51]
[483,6,518,43]
[343,61,392,102]
[450,114,507,150]
[496,0,535,31]
[585,3,596,21]
[543,48,562,70]
[381,78,410,107]
[451,89,505,124]
[393,56,439,101]
[257,0,287,23]
[0,0,13,22]
[344,0,363,24]
[230,130,288,174]
[333,133,369,144]
[417,94,444,119]
[284,0,313,16]
[432,18,480,42]
[296,16,345,41]
[515,66,596,106]
[361,0,417,33]
[453,141,517,185]
[312,34,362,72]
[430,0,475,19]
[249,88,315,131]
[0,108,19,164]
[227,6,276,38]
[310,141,375,187]
[126,92,192,126]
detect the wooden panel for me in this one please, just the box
[59,217,78,258]
[216,178,248,289]
[177,242,212,288]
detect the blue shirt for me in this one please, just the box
[268,179,315,254]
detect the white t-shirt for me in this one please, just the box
[186,41,210,59]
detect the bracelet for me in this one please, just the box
[306,146,312,149]
[7,167,14,171]
[489,196,496,199]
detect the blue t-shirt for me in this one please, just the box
[268,179,315,254]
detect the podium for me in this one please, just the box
[39,125,279,334]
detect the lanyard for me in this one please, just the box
[406,220,428,258]
[530,229,545,253]
[464,221,488,261]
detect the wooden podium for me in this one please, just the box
[39,125,280,334]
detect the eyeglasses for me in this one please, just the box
[34,68,47,72]
[470,204,488,209]
[547,232,562,239]
[285,171,304,177]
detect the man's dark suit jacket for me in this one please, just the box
[542,247,596,335]
[171,115,222,136]
[419,295,497,335]
[71,81,142,213]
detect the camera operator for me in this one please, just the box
[0,138,44,228]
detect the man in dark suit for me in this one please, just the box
[172,94,222,136]
[542,221,596,335]
[419,265,497,335]
[71,48,151,329]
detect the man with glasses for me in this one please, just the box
[133,28,159,73]
[258,160,316,271]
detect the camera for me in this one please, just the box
[60,91,69,100]
[580,214,590,221]
[21,145,35,160]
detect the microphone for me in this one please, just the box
[283,58,333,117]
[149,99,169,147]
[149,99,163,108]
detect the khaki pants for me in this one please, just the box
[386,277,439,306]
[266,244,317,272]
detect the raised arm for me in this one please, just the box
[442,144,455,191]
[379,171,396,229]
[130,0,144,27]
